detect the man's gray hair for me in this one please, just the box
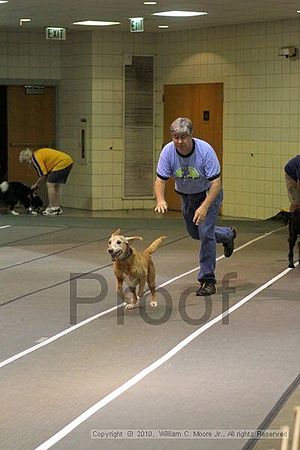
[19,148,32,164]
[170,117,193,136]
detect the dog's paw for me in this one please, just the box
[150,300,158,308]
[125,303,134,310]
[124,297,139,309]
[289,263,295,268]
[125,302,138,310]
[11,210,19,215]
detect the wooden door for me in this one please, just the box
[163,83,223,210]
[7,86,56,185]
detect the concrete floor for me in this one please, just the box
[0,209,299,450]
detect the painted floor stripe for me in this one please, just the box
[34,259,297,450]
[0,225,285,371]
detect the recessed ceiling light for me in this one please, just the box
[144,1,157,4]
[73,20,120,26]
[19,18,31,26]
[297,10,300,13]
[0,1,8,3]
[158,25,169,28]
[153,11,207,17]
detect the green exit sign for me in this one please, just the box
[129,18,144,32]
[46,27,66,40]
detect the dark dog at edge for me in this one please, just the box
[0,181,43,215]
[287,208,300,268]
[266,209,300,268]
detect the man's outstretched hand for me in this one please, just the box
[154,200,168,213]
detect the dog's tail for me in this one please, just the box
[144,236,167,255]
[0,181,9,193]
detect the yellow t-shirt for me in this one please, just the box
[32,148,73,176]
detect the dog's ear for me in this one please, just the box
[125,236,143,243]
[111,229,121,236]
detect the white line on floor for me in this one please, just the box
[0,225,285,371]
[35,260,298,450]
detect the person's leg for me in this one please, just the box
[181,194,200,240]
[285,173,300,212]
[44,165,73,211]
[197,194,221,283]
[181,191,236,295]
[46,182,61,208]
[181,192,219,283]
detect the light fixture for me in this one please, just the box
[0,1,8,3]
[144,1,157,4]
[73,20,120,26]
[297,10,300,13]
[153,11,207,17]
[19,18,31,26]
[158,25,169,28]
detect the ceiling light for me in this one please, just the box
[19,18,31,26]
[144,1,157,4]
[297,10,300,13]
[153,11,207,17]
[0,1,8,3]
[73,20,120,26]
[158,25,169,28]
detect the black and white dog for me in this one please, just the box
[0,181,43,215]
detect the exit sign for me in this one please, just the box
[46,27,66,40]
[129,18,144,32]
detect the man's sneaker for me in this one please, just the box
[196,280,216,296]
[42,207,63,216]
[223,227,237,258]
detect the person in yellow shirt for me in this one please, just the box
[19,147,73,216]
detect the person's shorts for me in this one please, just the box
[285,172,300,208]
[47,164,73,184]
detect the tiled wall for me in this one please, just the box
[0,30,61,80]
[60,30,157,211]
[156,19,300,219]
[60,32,93,209]
[1,20,300,218]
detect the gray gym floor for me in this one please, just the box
[0,210,299,450]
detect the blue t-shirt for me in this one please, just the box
[285,155,300,181]
[156,138,220,194]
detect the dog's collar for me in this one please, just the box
[119,246,133,261]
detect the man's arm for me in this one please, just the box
[193,177,221,225]
[32,175,47,191]
[154,177,168,213]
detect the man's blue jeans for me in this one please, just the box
[181,190,233,283]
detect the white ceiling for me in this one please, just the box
[1,0,300,33]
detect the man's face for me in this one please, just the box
[171,132,193,154]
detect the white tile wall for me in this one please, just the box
[155,19,300,219]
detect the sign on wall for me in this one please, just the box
[46,27,66,40]
[129,18,144,32]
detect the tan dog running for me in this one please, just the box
[107,229,166,309]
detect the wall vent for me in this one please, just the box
[123,55,154,198]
